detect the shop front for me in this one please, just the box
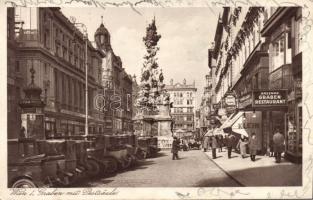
[221,111,263,152]
[232,89,288,154]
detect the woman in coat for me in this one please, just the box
[237,135,248,158]
[248,133,258,161]
[211,135,218,159]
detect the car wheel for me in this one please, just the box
[12,178,36,188]
[105,157,118,174]
[122,154,132,169]
[86,159,100,177]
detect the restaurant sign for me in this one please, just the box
[252,90,287,107]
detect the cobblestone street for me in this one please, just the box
[77,150,240,187]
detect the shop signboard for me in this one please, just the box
[224,94,236,107]
[252,90,288,107]
[238,93,252,109]
[294,78,302,98]
[213,103,220,110]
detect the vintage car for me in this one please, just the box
[125,134,145,163]
[147,137,161,157]
[36,139,79,186]
[137,137,150,159]
[104,135,131,171]
[8,138,66,188]
[138,136,161,158]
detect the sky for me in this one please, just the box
[61,7,221,107]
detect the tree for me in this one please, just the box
[136,17,165,111]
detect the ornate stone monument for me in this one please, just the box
[134,17,173,149]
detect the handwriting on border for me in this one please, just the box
[10,188,119,196]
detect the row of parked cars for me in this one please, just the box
[8,134,160,188]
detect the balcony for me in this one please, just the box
[16,29,43,48]
[269,64,293,90]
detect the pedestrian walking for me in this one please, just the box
[171,137,180,160]
[273,128,285,163]
[237,135,248,158]
[211,135,218,159]
[20,126,26,139]
[203,136,209,152]
[269,138,274,157]
[208,136,212,151]
[216,135,223,152]
[226,133,236,159]
[248,133,258,161]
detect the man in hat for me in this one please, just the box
[171,136,180,160]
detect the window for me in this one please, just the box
[271,35,285,72]
[254,73,259,89]
[44,63,48,75]
[15,61,20,72]
[63,47,67,60]
[56,44,61,57]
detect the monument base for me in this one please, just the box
[157,135,173,150]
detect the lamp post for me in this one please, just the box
[71,17,89,136]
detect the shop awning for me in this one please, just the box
[213,128,227,136]
[204,130,213,137]
[232,127,249,137]
[221,111,249,137]
[220,112,242,130]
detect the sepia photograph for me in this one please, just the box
[2,1,313,199]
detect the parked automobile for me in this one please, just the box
[8,138,66,187]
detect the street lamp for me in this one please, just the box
[71,17,89,136]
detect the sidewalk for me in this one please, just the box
[204,148,302,186]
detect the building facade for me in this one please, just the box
[209,7,302,162]
[9,7,105,139]
[94,21,133,135]
[7,8,23,138]
[165,79,197,138]
[199,71,213,136]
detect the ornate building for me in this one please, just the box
[165,79,197,138]
[9,7,105,138]
[94,19,133,135]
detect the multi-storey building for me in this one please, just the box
[261,7,302,162]
[199,72,213,136]
[9,7,105,139]
[209,7,302,162]
[94,20,133,134]
[7,8,23,138]
[165,79,197,138]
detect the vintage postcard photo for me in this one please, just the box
[1,0,313,199]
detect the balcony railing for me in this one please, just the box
[16,29,39,41]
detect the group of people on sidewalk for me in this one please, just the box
[202,129,286,163]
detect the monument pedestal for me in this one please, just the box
[133,103,173,150]
[154,104,173,150]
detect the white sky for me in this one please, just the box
[61,7,221,107]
